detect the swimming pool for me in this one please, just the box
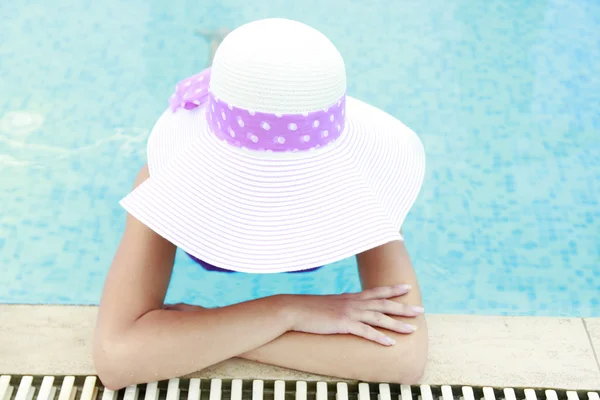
[1,0,598,317]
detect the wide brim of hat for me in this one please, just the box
[120,96,425,273]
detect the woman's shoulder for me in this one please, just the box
[132,164,150,189]
[125,164,170,243]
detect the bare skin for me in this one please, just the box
[93,165,428,390]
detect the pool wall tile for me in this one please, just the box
[2,304,599,389]
[584,318,600,372]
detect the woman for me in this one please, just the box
[93,18,428,390]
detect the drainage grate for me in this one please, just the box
[0,376,598,400]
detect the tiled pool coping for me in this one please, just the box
[1,305,599,390]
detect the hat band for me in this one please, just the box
[168,68,346,152]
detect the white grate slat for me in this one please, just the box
[588,393,600,400]
[295,381,308,400]
[187,379,200,400]
[545,390,558,400]
[296,381,307,400]
[336,382,349,400]
[36,377,56,400]
[231,380,243,400]
[525,389,537,400]
[358,383,370,400]
[566,392,580,400]
[80,377,98,400]
[166,379,180,400]
[57,377,75,400]
[0,376,13,400]
[316,382,328,400]
[123,385,138,400]
[420,385,433,400]
[503,388,516,400]
[378,384,391,400]
[441,386,453,400]
[483,387,495,400]
[274,381,285,400]
[15,376,34,400]
[208,380,221,400]
[461,386,475,400]
[399,385,412,400]
[442,385,454,400]
[144,382,159,400]
[252,380,263,400]
[100,387,116,400]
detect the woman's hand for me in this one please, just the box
[284,284,423,346]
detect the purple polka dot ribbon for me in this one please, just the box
[168,68,211,111]
[168,68,346,152]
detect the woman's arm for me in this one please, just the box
[94,166,422,389]
[239,240,428,384]
[94,166,296,389]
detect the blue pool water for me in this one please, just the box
[0,0,599,316]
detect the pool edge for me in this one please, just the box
[1,304,599,390]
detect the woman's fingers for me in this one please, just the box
[359,299,424,317]
[356,284,412,300]
[358,311,417,334]
[346,322,397,346]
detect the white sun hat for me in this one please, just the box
[120,18,426,273]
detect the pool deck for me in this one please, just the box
[1,304,599,390]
